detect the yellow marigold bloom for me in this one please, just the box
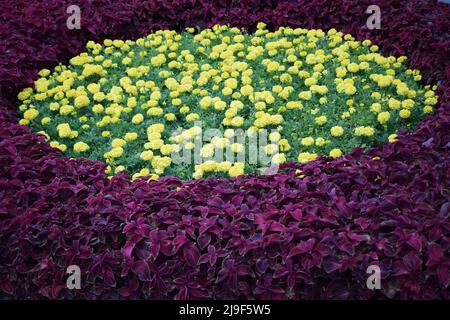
[57,123,72,138]
[199,96,212,109]
[330,126,344,137]
[286,101,302,110]
[377,111,390,124]
[74,95,90,108]
[23,108,39,120]
[347,63,359,73]
[240,85,253,96]
[230,100,244,109]
[124,132,138,141]
[186,113,200,122]
[92,104,104,113]
[165,113,176,121]
[301,136,314,146]
[115,166,126,174]
[41,117,51,125]
[147,107,163,116]
[108,147,124,158]
[315,115,327,126]
[18,88,33,101]
[132,113,144,124]
[214,100,226,111]
[423,105,433,113]
[60,104,74,115]
[229,163,245,177]
[388,134,398,143]
[279,139,291,151]
[230,116,244,127]
[354,126,374,136]
[329,148,342,158]
[269,132,281,142]
[399,109,411,119]
[74,142,90,153]
[298,91,312,100]
[87,83,100,94]
[102,131,110,138]
[298,152,317,163]
[388,98,401,110]
[49,102,60,111]
[272,153,286,164]
[315,137,326,146]
[140,150,154,161]
[111,138,126,148]
[370,103,382,113]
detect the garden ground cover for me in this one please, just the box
[0,0,449,299]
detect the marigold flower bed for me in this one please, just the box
[19,24,437,180]
[0,0,449,299]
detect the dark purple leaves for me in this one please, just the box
[132,261,151,282]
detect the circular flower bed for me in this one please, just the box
[0,0,449,300]
[18,24,437,180]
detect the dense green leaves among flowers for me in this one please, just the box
[18,24,437,180]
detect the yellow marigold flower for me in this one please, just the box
[399,109,411,118]
[370,103,382,113]
[301,136,314,146]
[74,95,90,108]
[315,137,326,146]
[115,166,126,174]
[347,63,359,73]
[49,102,60,111]
[111,138,126,148]
[124,132,138,141]
[230,100,244,109]
[57,144,67,152]
[315,115,327,126]
[140,150,154,161]
[132,113,144,124]
[377,111,390,124]
[240,85,253,96]
[388,134,398,143]
[269,132,281,142]
[147,107,163,116]
[329,148,342,158]
[272,153,286,164]
[92,104,104,113]
[199,96,212,109]
[279,139,291,151]
[388,98,401,110]
[298,91,312,100]
[298,152,318,163]
[57,123,72,138]
[109,147,124,158]
[423,105,433,113]
[229,163,245,177]
[230,116,244,127]
[186,113,200,122]
[60,104,74,115]
[23,109,39,120]
[73,142,90,153]
[214,100,226,111]
[330,126,344,137]
[165,113,176,121]
[147,123,164,133]
[286,101,302,110]
[41,117,51,125]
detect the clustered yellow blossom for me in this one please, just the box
[18,24,437,180]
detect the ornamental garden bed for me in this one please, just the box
[0,0,449,300]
